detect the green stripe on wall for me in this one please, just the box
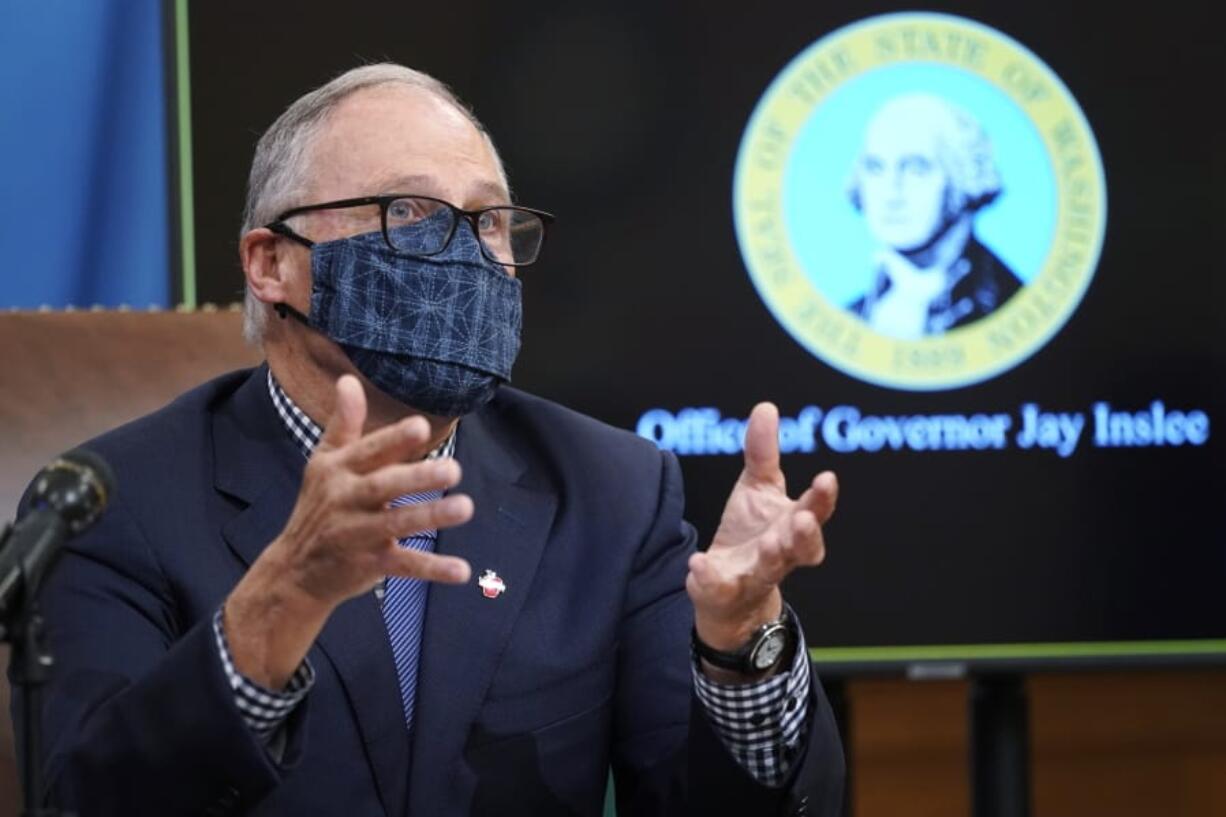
[810,639,1226,664]
[174,0,196,307]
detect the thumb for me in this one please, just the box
[318,374,366,451]
[742,402,782,485]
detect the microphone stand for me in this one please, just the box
[0,523,75,817]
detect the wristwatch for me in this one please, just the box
[692,605,797,675]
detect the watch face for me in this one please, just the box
[752,630,787,670]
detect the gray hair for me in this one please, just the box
[847,92,1002,215]
[241,63,505,342]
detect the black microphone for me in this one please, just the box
[0,448,115,629]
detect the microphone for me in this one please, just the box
[0,448,115,628]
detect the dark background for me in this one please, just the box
[188,0,1224,660]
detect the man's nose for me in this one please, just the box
[889,165,908,191]
[451,215,484,248]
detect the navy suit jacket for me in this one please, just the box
[12,366,844,816]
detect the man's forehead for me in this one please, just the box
[368,173,510,205]
[864,117,939,157]
[308,84,506,203]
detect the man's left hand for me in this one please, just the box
[686,402,838,669]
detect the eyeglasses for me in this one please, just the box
[266,194,555,267]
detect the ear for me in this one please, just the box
[240,227,301,306]
[942,184,969,219]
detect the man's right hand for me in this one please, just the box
[222,374,474,689]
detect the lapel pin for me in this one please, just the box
[478,569,507,599]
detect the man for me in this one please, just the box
[14,64,844,816]
[845,93,1022,338]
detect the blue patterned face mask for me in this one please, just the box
[275,215,522,417]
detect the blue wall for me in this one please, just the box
[0,0,171,308]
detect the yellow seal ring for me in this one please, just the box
[734,12,1106,390]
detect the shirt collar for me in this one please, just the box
[266,369,456,461]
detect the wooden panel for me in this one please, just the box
[849,671,1226,817]
[0,310,260,518]
[850,679,969,817]
[1030,671,1226,816]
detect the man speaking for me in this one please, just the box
[13,64,844,816]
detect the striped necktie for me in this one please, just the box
[380,489,442,734]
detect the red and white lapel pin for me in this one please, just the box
[478,569,506,599]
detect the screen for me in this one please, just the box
[188,0,1224,670]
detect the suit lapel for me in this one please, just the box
[407,407,557,817]
[214,367,410,817]
[313,595,412,816]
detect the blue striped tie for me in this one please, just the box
[381,489,442,734]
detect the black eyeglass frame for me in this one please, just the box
[265,194,556,267]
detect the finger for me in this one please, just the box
[795,471,839,524]
[687,551,708,578]
[385,548,472,584]
[780,509,825,567]
[686,552,739,607]
[742,402,784,486]
[351,459,463,509]
[338,414,434,474]
[375,493,475,539]
[687,552,721,593]
[318,375,367,452]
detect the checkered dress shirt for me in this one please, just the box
[211,371,811,785]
